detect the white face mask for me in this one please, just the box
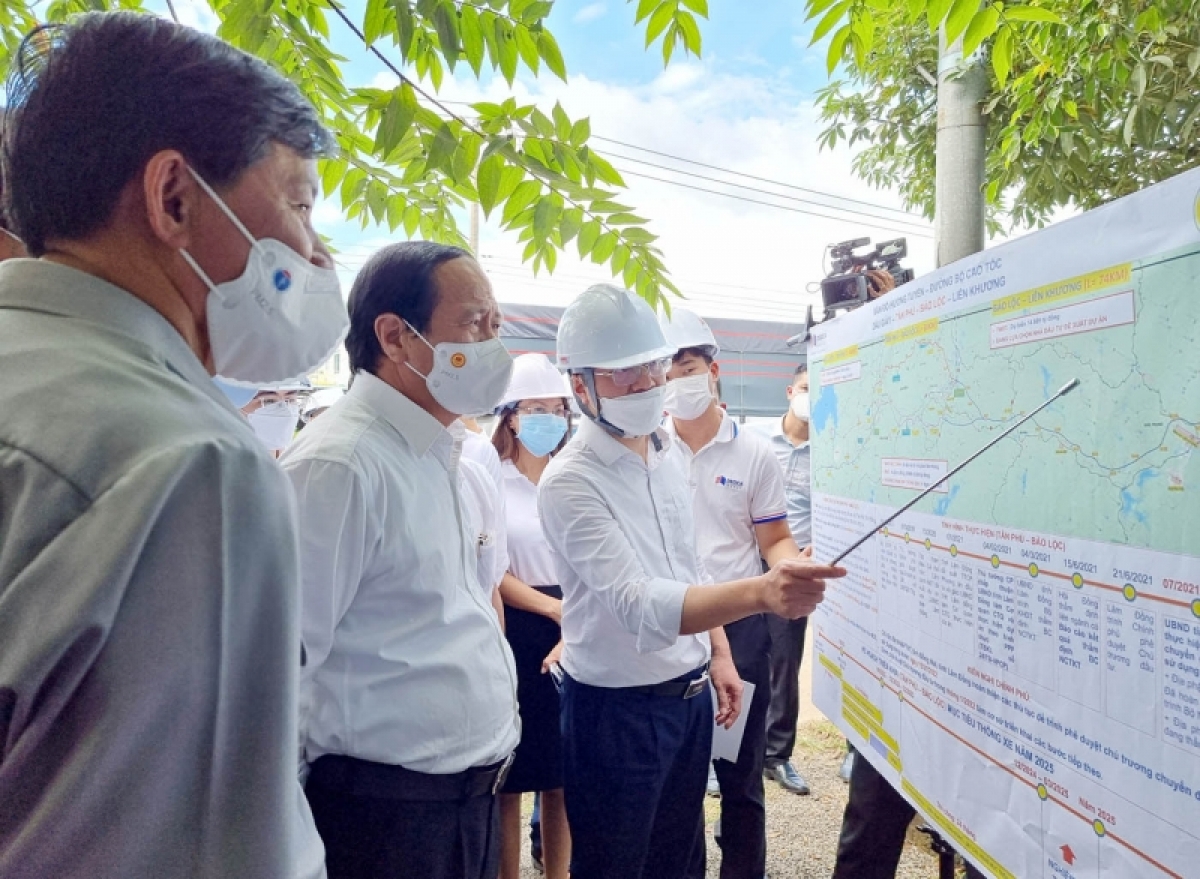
[247,401,299,451]
[404,322,515,416]
[663,373,714,420]
[180,168,348,386]
[598,385,667,437]
[790,391,810,421]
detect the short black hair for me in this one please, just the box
[346,241,471,375]
[794,361,808,379]
[672,345,714,366]
[2,12,333,255]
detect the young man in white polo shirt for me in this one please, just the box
[538,285,844,879]
[660,309,805,879]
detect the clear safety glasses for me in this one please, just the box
[592,357,671,388]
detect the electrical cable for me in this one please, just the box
[613,167,934,239]
[602,151,931,231]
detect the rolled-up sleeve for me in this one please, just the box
[539,469,690,652]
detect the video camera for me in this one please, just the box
[819,237,916,314]
[786,236,917,348]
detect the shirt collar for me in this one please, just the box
[348,370,461,460]
[0,259,232,411]
[773,413,810,451]
[577,416,673,468]
[663,407,736,452]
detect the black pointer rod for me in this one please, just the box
[830,378,1081,566]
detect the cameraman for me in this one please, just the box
[861,267,896,300]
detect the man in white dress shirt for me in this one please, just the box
[538,284,845,879]
[660,309,805,879]
[282,241,520,879]
[0,12,342,878]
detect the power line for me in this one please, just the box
[437,98,923,223]
[592,134,926,220]
[614,167,935,239]
[603,151,931,231]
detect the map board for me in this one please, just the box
[808,168,1200,878]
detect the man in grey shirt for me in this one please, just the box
[761,361,817,794]
[0,13,345,878]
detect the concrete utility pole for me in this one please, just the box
[469,201,481,256]
[934,24,988,267]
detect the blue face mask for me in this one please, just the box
[517,414,568,458]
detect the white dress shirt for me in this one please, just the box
[462,428,505,493]
[538,418,710,688]
[281,371,520,775]
[502,460,559,587]
[666,411,789,583]
[0,260,323,879]
[460,456,510,595]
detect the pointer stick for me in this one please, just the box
[830,378,1081,566]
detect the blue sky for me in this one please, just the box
[173,0,936,322]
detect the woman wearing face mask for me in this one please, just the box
[491,353,574,879]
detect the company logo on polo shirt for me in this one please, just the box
[714,475,744,490]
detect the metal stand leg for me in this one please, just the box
[917,825,960,879]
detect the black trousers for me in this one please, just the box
[833,753,985,879]
[687,615,771,879]
[764,614,808,768]
[561,667,712,879]
[306,755,502,879]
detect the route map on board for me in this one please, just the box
[807,169,1200,879]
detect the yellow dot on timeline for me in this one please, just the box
[1093,819,1106,837]
[1028,563,1039,577]
[950,545,959,557]
[1037,784,1048,801]
[925,539,932,550]
[905,533,911,543]
[1123,584,1137,602]
[991,555,1001,569]
[1072,573,1084,589]
[1192,599,1200,620]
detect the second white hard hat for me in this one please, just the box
[497,353,570,410]
[556,283,677,370]
[660,307,720,359]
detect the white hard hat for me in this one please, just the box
[556,283,677,370]
[660,307,720,359]
[497,353,570,410]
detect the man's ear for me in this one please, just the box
[142,150,200,249]
[375,313,413,365]
[570,372,593,413]
[786,384,795,399]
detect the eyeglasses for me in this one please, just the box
[593,358,671,388]
[515,404,570,418]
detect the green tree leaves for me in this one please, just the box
[1,0,703,308]
[804,0,1200,231]
[632,0,704,65]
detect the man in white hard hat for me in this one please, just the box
[660,308,805,879]
[538,284,845,879]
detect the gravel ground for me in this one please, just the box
[516,718,940,878]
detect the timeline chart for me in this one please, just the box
[812,493,1200,879]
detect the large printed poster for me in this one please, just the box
[808,168,1200,878]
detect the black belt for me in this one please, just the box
[619,663,710,699]
[308,752,514,802]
